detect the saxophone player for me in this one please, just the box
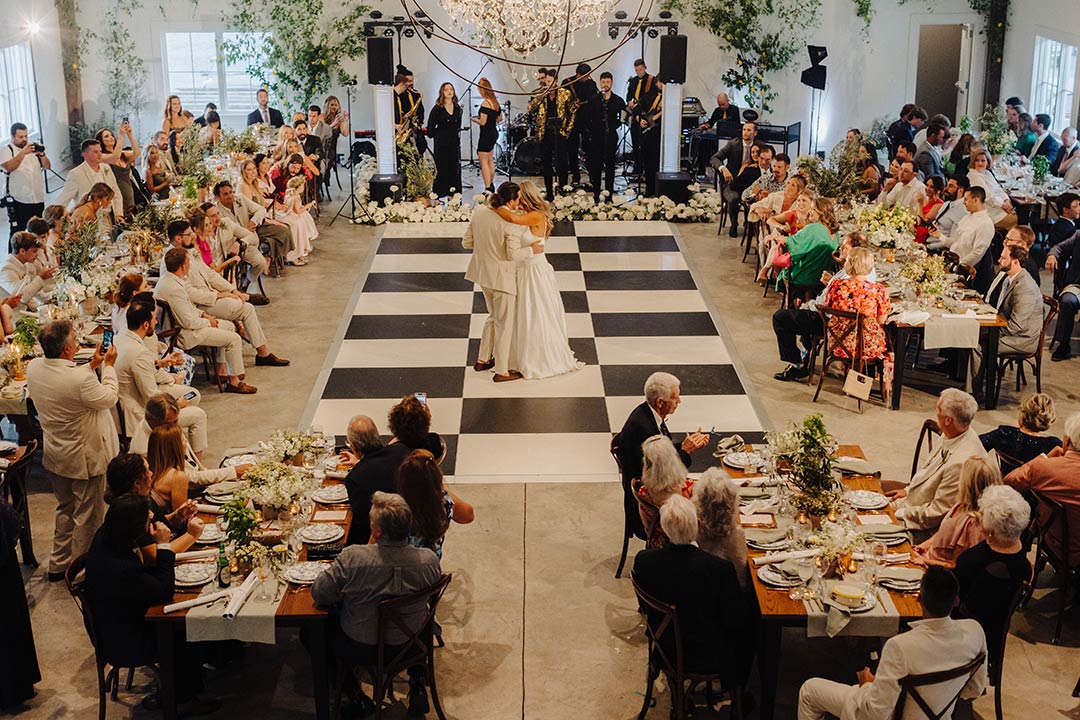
[393,66,427,155]
[529,68,577,201]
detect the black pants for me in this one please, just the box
[588,132,618,202]
[629,122,643,173]
[540,130,568,199]
[722,185,743,227]
[7,200,43,251]
[565,128,583,184]
[641,129,661,197]
[772,307,823,365]
[1054,291,1079,350]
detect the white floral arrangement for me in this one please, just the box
[809,520,862,560]
[854,202,916,236]
[79,262,120,299]
[257,429,316,463]
[352,184,724,225]
[52,275,88,305]
[241,459,320,509]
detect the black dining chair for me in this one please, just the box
[0,439,39,566]
[893,652,987,720]
[1021,491,1077,644]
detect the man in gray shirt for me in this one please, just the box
[311,491,441,716]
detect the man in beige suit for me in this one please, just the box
[885,388,989,542]
[462,183,543,382]
[25,320,120,581]
[154,247,257,394]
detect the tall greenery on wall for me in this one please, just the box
[83,0,149,124]
[221,0,371,113]
[661,0,822,113]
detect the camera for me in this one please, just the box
[0,195,14,209]
[32,143,44,154]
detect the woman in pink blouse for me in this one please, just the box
[913,457,1000,567]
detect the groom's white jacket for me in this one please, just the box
[463,204,533,295]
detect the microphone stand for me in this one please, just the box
[503,99,516,184]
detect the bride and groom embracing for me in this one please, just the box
[462,180,584,382]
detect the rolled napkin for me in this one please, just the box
[752,547,820,567]
[222,572,260,620]
[853,552,911,564]
[857,524,908,537]
[324,469,348,480]
[833,457,880,476]
[745,527,788,544]
[776,559,803,580]
[175,549,218,562]
[164,587,234,615]
[879,566,924,583]
[195,504,224,515]
[205,480,244,495]
[740,499,779,516]
[737,486,770,499]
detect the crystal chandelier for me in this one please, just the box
[437,0,618,58]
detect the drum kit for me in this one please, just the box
[498,111,543,176]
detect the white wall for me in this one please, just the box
[24,0,1074,168]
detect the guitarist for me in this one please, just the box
[626,59,658,175]
[637,86,664,197]
[528,68,577,201]
[393,66,427,156]
[561,63,598,188]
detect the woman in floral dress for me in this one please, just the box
[823,247,892,362]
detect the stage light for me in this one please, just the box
[658,10,672,18]
[608,26,619,39]
[370,10,382,18]
[403,28,415,37]
[27,20,41,35]
[808,45,828,67]
[666,26,678,35]
[414,10,427,17]
[647,28,659,38]
[614,10,627,19]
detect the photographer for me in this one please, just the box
[2,123,50,248]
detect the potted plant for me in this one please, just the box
[767,414,840,524]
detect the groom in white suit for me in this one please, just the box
[463,184,544,382]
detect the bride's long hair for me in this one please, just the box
[516,181,553,236]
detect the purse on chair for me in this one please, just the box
[842,369,873,400]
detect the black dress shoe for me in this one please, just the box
[1051,346,1072,361]
[247,294,270,306]
[728,224,739,237]
[773,365,809,382]
[255,353,290,367]
[47,570,66,583]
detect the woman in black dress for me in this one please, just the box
[0,499,39,709]
[980,393,1062,473]
[428,83,463,198]
[472,77,502,193]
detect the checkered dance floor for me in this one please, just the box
[304,220,768,482]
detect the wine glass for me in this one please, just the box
[869,541,888,584]
[288,531,304,565]
[790,557,815,600]
[255,556,274,602]
[302,450,316,472]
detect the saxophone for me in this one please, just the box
[395,91,424,145]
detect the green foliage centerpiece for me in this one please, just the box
[766,414,840,517]
[797,142,864,205]
[975,105,1018,157]
[399,140,436,202]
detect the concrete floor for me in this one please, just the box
[9,198,1080,719]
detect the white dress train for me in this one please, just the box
[507,224,584,379]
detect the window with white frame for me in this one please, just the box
[0,42,40,140]
[1031,35,1078,133]
[162,31,269,122]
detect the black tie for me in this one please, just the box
[660,420,670,438]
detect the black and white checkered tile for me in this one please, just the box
[307,220,767,482]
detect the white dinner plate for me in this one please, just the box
[747,538,791,552]
[722,452,763,470]
[299,524,345,544]
[175,563,215,587]
[222,454,257,468]
[202,493,233,506]
[283,562,330,585]
[756,565,803,588]
[826,590,878,614]
[842,490,889,510]
[880,579,921,592]
[312,485,349,505]
[195,524,225,544]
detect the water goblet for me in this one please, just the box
[302,450,316,472]
[789,557,815,600]
[255,556,274,602]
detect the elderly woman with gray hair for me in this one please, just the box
[693,469,749,590]
[636,435,694,548]
[953,484,1032,672]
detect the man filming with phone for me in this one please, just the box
[2,122,51,249]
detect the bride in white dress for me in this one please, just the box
[491,181,584,379]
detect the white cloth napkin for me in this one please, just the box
[164,588,233,615]
[923,315,980,349]
[223,571,260,619]
[195,504,224,515]
[852,552,912,564]
[751,548,820,567]
[805,582,901,638]
[895,310,931,325]
[175,549,218,562]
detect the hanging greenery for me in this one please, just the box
[851,0,874,30]
[661,0,822,112]
[82,0,148,125]
[221,0,372,114]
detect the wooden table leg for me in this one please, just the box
[890,326,912,410]
[983,326,1001,409]
[308,619,330,720]
[157,623,178,720]
[758,620,782,720]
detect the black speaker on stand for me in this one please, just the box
[367,37,394,85]
[654,35,692,202]
[800,45,827,157]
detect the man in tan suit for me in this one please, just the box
[25,320,119,580]
[462,183,543,381]
[153,246,257,394]
[884,388,989,542]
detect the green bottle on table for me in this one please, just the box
[216,543,231,588]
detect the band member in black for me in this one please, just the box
[585,72,626,202]
[528,68,577,201]
[393,66,427,155]
[626,58,658,174]
[638,88,663,197]
[428,82,462,197]
[561,63,598,187]
[695,92,742,174]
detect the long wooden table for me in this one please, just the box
[145,475,352,720]
[731,445,923,720]
[888,314,1008,410]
